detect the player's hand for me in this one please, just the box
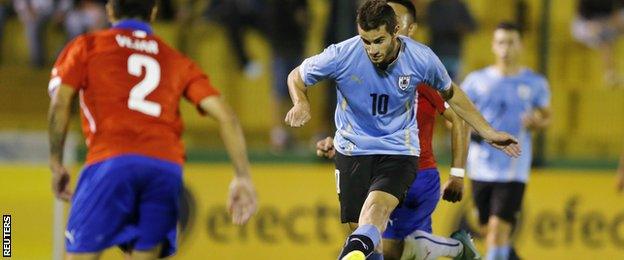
[227,176,257,225]
[50,163,72,202]
[316,137,335,159]
[522,114,538,130]
[483,130,521,158]
[285,102,311,128]
[522,111,546,130]
[441,176,463,203]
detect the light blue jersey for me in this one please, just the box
[462,66,550,183]
[299,35,451,156]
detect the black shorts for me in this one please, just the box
[334,152,418,223]
[471,180,526,225]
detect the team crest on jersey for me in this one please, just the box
[517,84,531,101]
[398,75,411,91]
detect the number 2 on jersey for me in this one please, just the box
[127,54,161,117]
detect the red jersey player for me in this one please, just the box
[47,1,257,258]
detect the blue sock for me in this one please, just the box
[368,252,384,260]
[338,224,381,258]
[352,224,381,247]
[486,245,511,260]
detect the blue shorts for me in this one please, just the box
[383,168,440,239]
[65,154,183,257]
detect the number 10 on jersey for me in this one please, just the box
[370,93,389,116]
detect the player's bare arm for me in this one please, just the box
[47,84,77,202]
[440,83,521,158]
[284,67,311,128]
[523,106,552,130]
[440,107,467,203]
[199,96,257,225]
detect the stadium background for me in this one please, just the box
[0,0,622,259]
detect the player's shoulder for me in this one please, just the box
[401,36,436,57]
[519,68,548,85]
[56,32,98,60]
[401,36,431,51]
[331,35,363,56]
[464,66,492,82]
[65,32,97,49]
[151,34,187,59]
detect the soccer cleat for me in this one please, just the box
[340,250,366,260]
[451,230,482,260]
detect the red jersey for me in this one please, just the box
[416,83,447,170]
[50,21,219,165]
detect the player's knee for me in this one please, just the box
[487,217,512,245]
[130,244,162,260]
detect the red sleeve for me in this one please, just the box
[183,60,220,106]
[50,36,89,92]
[418,83,447,114]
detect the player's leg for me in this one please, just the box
[382,238,403,260]
[131,157,184,259]
[485,182,525,260]
[485,216,512,260]
[402,230,464,260]
[65,157,141,257]
[338,154,418,260]
[395,168,473,260]
[129,244,162,260]
[383,168,438,260]
[470,180,494,258]
[339,190,398,260]
[334,152,376,260]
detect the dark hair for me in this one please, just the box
[357,0,398,33]
[496,21,522,36]
[578,0,617,20]
[387,0,417,22]
[109,0,157,21]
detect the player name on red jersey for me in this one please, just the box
[115,34,159,54]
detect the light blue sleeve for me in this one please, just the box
[298,44,338,86]
[460,72,479,102]
[424,50,452,92]
[533,77,551,108]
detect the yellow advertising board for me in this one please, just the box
[0,164,622,259]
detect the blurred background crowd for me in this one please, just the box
[0,0,622,168]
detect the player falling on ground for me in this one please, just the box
[461,22,551,260]
[47,1,257,259]
[315,0,479,259]
[285,1,520,259]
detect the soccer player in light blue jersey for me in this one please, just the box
[285,1,521,259]
[461,22,552,260]
[316,1,480,260]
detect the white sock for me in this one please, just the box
[402,230,463,260]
